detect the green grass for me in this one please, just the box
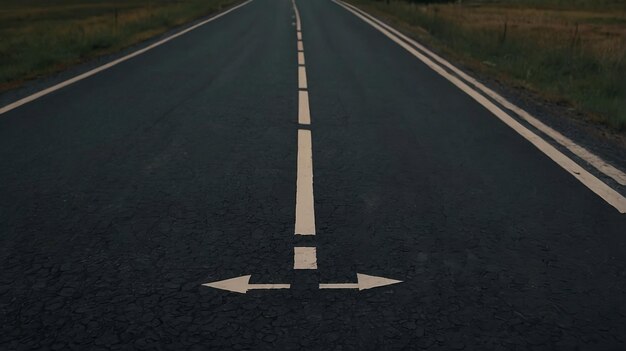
[348,0,626,131]
[0,0,241,91]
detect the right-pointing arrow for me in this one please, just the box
[319,273,402,291]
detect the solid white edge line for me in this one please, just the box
[294,246,318,269]
[340,1,626,187]
[295,129,317,234]
[334,0,626,214]
[0,0,253,116]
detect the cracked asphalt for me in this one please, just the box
[1,0,626,349]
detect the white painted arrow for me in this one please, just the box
[319,273,402,291]
[202,275,290,294]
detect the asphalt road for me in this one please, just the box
[1,0,626,349]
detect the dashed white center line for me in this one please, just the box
[295,129,316,235]
[204,0,403,294]
[293,0,317,273]
[294,247,318,269]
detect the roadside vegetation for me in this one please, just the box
[0,0,240,92]
[348,0,626,131]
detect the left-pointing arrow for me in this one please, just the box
[202,275,291,294]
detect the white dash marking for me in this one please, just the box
[297,31,302,40]
[298,52,306,66]
[298,90,311,125]
[298,66,308,89]
[295,129,316,234]
[297,41,304,52]
[294,247,317,269]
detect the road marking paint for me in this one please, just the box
[339,1,626,187]
[319,273,402,290]
[298,66,308,89]
[294,247,318,269]
[0,0,253,116]
[292,0,301,31]
[203,275,290,293]
[295,129,316,234]
[298,52,306,66]
[297,41,304,52]
[299,90,311,125]
[297,31,302,40]
[320,283,359,289]
[206,0,407,295]
[334,0,626,214]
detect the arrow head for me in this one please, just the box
[202,275,251,294]
[357,273,402,291]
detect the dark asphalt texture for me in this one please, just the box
[1,0,626,349]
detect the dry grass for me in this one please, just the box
[429,5,625,60]
[349,0,626,130]
[0,0,240,91]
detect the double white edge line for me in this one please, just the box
[293,0,318,270]
[334,0,626,214]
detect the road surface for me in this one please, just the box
[1,0,625,349]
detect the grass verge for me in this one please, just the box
[0,0,241,92]
[346,0,626,131]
